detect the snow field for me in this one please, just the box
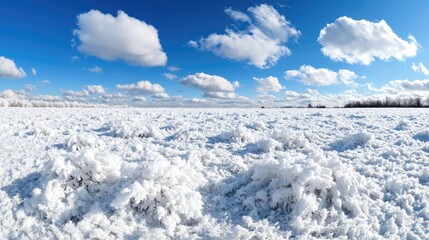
[1,108,429,239]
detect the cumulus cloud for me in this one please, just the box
[285,65,358,86]
[254,76,284,93]
[306,89,319,95]
[187,98,208,104]
[192,4,300,68]
[358,79,429,104]
[41,80,50,84]
[283,89,363,107]
[24,84,37,92]
[86,85,106,94]
[100,93,125,100]
[167,66,180,72]
[88,66,102,73]
[181,73,242,99]
[389,79,429,92]
[32,95,63,102]
[163,73,178,80]
[412,63,429,76]
[63,85,106,98]
[71,55,80,61]
[225,7,251,23]
[187,40,198,48]
[74,10,167,67]
[181,72,238,92]
[152,92,170,99]
[31,68,37,76]
[63,89,89,97]
[116,80,165,95]
[0,56,27,79]
[318,16,418,65]
[203,91,237,99]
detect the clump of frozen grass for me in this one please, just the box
[271,130,309,150]
[224,149,380,237]
[246,139,280,154]
[330,131,372,151]
[66,132,104,151]
[24,148,205,234]
[246,121,268,131]
[413,130,429,142]
[219,125,253,143]
[112,158,205,233]
[104,120,162,139]
[24,150,122,224]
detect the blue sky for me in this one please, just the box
[1,0,429,107]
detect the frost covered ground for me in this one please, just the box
[1,108,429,239]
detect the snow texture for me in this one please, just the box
[1,108,429,239]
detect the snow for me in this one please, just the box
[1,108,429,239]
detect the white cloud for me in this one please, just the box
[193,4,300,68]
[285,65,358,86]
[188,40,198,48]
[338,69,359,87]
[132,96,147,102]
[318,16,418,65]
[203,91,237,99]
[181,72,238,92]
[32,95,63,102]
[248,4,300,42]
[88,66,102,73]
[284,90,301,98]
[152,92,170,99]
[225,7,251,23]
[31,68,37,76]
[86,85,106,94]
[254,76,284,92]
[41,80,50,84]
[167,66,180,72]
[306,89,319,95]
[63,89,89,97]
[63,85,106,98]
[71,55,80,61]
[74,10,167,67]
[24,84,37,92]
[163,73,178,80]
[412,63,429,76]
[389,79,429,92]
[187,98,208,104]
[116,80,165,95]
[0,56,26,79]
[283,89,363,107]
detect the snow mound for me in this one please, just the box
[413,130,429,142]
[66,133,104,151]
[271,130,309,150]
[104,121,162,139]
[24,150,122,224]
[219,125,253,143]
[246,121,268,131]
[330,131,372,151]
[246,138,280,154]
[394,120,409,131]
[24,148,205,235]
[112,158,205,233]
[224,149,380,237]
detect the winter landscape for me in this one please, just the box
[1,108,429,239]
[2,0,429,239]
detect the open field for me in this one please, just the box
[1,108,429,239]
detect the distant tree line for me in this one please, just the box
[344,96,428,108]
[307,104,326,108]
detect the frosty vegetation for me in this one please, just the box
[1,108,429,239]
